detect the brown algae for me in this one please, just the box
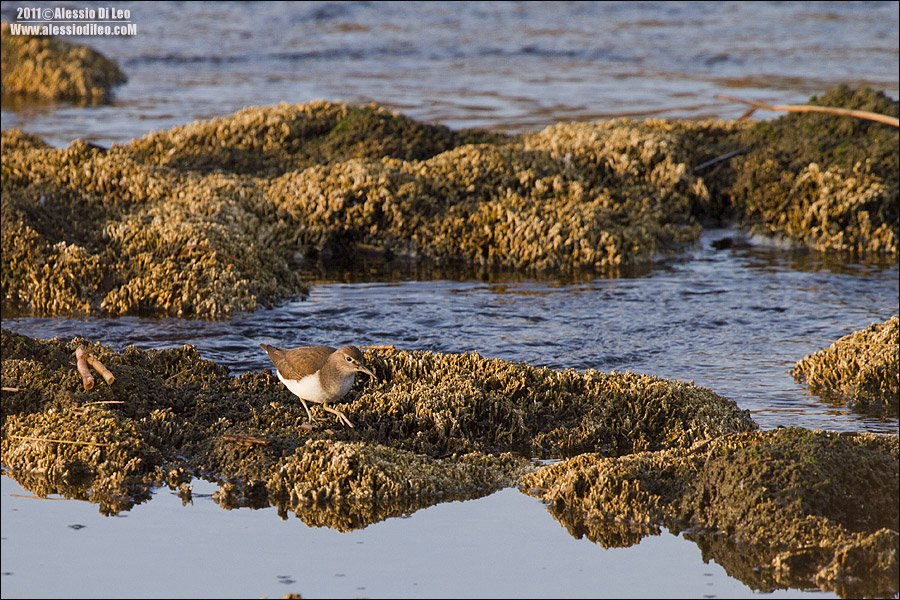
[3,330,897,595]
[1,22,126,103]
[4,89,897,319]
[521,428,899,598]
[2,106,720,318]
[704,86,899,256]
[792,316,899,413]
[1,329,752,520]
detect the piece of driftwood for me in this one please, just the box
[87,355,116,385]
[74,346,116,389]
[715,94,900,127]
[75,346,95,390]
[693,150,743,172]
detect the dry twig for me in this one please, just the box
[222,433,272,446]
[9,434,110,447]
[693,150,743,172]
[715,94,899,127]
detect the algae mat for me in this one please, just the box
[792,315,899,415]
[3,328,899,596]
[4,89,896,320]
[2,329,898,595]
[1,328,753,522]
[1,103,728,319]
[521,428,899,598]
[0,22,126,103]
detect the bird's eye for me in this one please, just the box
[346,356,353,362]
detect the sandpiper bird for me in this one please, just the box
[260,343,375,428]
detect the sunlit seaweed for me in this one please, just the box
[1,22,126,103]
[791,316,899,414]
[703,86,899,256]
[4,88,896,319]
[2,107,719,317]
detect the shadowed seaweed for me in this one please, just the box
[521,428,899,598]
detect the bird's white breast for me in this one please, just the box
[277,371,329,403]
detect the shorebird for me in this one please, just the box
[260,343,375,428]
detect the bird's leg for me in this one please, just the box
[298,398,316,425]
[322,403,355,428]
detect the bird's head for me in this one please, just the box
[334,346,376,379]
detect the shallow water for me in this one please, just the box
[1,2,898,598]
[1,1,898,147]
[0,476,838,599]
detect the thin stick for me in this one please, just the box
[693,150,743,172]
[222,433,272,446]
[86,356,116,386]
[2,387,22,392]
[715,94,899,127]
[9,434,110,447]
[84,400,125,406]
[166,366,195,382]
[75,346,95,390]
[361,344,395,350]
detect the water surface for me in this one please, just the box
[2,1,898,146]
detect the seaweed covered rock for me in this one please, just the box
[1,22,126,103]
[128,101,505,175]
[1,130,306,318]
[521,428,899,598]
[707,86,899,256]
[266,442,532,531]
[2,409,164,513]
[2,103,728,318]
[3,90,895,319]
[1,329,754,524]
[264,137,706,271]
[357,348,755,457]
[792,316,899,413]
[524,116,746,221]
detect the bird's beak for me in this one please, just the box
[358,365,376,379]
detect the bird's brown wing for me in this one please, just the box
[260,344,335,379]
